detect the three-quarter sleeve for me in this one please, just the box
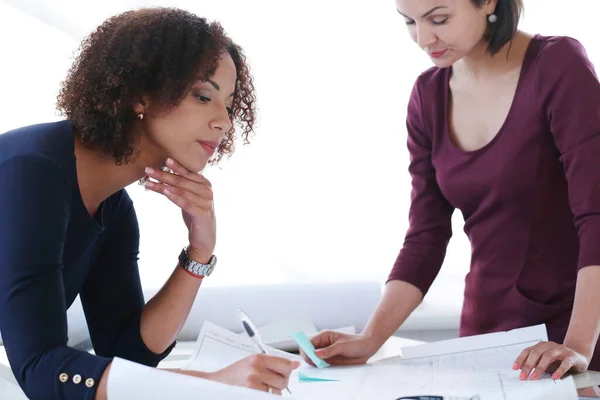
[536,37,600,271]
[387,80,455,295]
[80,190,175,367]
[0,156,111,400]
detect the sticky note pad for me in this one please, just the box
[288,331,330,368]
[298,371,338,382]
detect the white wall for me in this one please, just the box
[1,1,599,328]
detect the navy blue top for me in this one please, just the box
[0,121,174,400]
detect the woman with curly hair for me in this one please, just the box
[0,7,298,400]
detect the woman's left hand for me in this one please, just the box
[512,341,590,381]
[144,158,216,261]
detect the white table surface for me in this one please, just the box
[3,336,600,398]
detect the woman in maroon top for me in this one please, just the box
[305,0,600,383]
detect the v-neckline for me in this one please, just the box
[443,34,539,156]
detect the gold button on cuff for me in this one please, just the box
[59,373,69,383]
[85,378,95,388]
[73,374,82,384]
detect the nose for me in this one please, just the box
[209,106,232,133]
[415,23,437,49]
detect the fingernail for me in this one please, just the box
[145,167,155,174]
[552,373,559,380]
[145,181,155,188]
[166,158,174,166]
[530,372,538,380]
[293,361,301,368]
[512,363,519,370]
[315,350,323,356]
[164,188,171,196]
[519,372,527,380]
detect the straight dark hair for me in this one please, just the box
[472,0,524,55]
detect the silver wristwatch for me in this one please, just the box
[178,247,217,277]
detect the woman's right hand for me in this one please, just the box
[206,354,300,394]
[302,331,381,366]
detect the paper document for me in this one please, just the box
[400,323,548,360]
[288,324,578,400]
[184,321,301,373]
[355,325,575,400]
[181,322,578,400]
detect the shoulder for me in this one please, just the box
[534,35,589,60]
[0,154,67,188]
[531,35,596,76]
[0,120,76,168]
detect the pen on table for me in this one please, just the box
[236,308,293,395]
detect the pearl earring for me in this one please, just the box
[488,13,498,23]
[137,113,144,120]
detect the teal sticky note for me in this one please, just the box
[298,371,338,382]
[288,330,330,368]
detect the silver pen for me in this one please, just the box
[236,308,293,395]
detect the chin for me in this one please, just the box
[427,49,464,69]
[431,55,461,68]
[178,157,209,173]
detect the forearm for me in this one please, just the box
[361,280,424,348]
[564,265,600,360]
[164,368,210,379]
[140,248,209,354]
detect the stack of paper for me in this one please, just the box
[184,322,580,400]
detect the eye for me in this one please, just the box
[431,17,448,25]
[404,19,415,26]
[195,94,210,103]
[226,107,233,117]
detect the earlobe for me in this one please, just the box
[133,96,151,115]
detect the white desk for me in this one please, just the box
[0,335,423,398]
[154,335,425,369]
[3,336,600,398]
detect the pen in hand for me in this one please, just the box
[236,308,293,395]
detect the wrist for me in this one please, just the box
[186,245,213,264]
[360,330,387,352]
[564,337,594,360]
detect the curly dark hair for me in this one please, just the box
[57,7,256,165]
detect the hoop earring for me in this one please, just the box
[137,113,144,120]
[488,13,498,23]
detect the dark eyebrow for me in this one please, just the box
[208,79,220,91]
[208,79,235,97]
[397,5,447,19]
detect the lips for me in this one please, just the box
[429,49,448,59]
[197,140,219,154]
